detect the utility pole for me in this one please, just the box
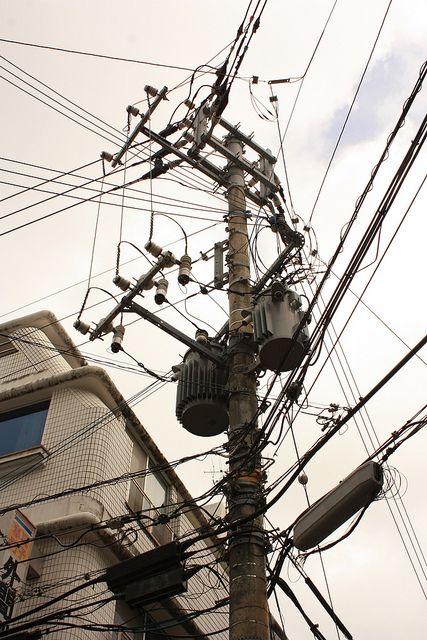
[226,137,270,640]
[76,84,307,640]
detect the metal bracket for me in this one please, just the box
[90,254,170,341]
[232,356,260,375]
[128,301,225,366]
[111,86,168,167]
[214,240,228,289]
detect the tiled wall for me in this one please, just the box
[0,327,71,384]
[0,324,229,639]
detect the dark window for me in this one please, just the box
[0,402,49,457]
[128,447,173,545]
[0,337,18,358]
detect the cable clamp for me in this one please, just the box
[224,209,252,221]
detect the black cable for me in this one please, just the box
[0,73,124,147]
[266,333,427,505]
[0,37,249,79]
[0,176,225,224]
[275,577,328,640]
[0,162,228,213]
[0,575,102,629]
[309,0,393,222]
[181,332,427,555]
[0,60,127,145]
[0,158,100,204]
[272,0,339,148]
[299,170,427,436]
[286,554,354,640]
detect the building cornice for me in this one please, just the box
[0,310,86,369]
[0,364,217,539]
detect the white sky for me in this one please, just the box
[0,1,426,638]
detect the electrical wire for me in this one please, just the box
[0,37,250,79]
[308,0,393,223]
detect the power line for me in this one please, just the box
[0,176,226,224]
[0,160,228,213]
[0,37,250,79]
[309,0,393,222]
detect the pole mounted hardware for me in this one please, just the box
[293,461,384,551]
[268,213,304,247]
[111,324,125,353]
[101,85,168,168]
[74,74,318,640]
[128,301,225,366]
[214,240,228,289]
[88,253,173,341]
[105,541,187,607]
[175,343,229,436]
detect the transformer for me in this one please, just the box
[252,283,309,372]
[175,346,228,437]
[293,461,384,551]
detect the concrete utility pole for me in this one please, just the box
[226,137,270,640]
[80,87,291,640]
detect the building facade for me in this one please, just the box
[0,311,230,639]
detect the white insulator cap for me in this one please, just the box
[111,324,125,353]
[178,254,192,285]
[175,139,188,149]
[171,363,183,381]
[144,85,158,98]
[241,311,252,326]
[178,118,192,130]
[145,240,163,258]
[113,274,131,291]
[195,329,208,344]
[154,278,169,305]
[73,319,90,335]
[298,472,308,485]
[101,151,114,162]
[126,105,140,117]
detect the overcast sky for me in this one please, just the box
[0,1,426,638]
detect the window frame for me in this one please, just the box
[0,337,18,358]
[0,400,50,459]
[127,446,174,546]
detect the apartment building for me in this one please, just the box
[0,311,230,639]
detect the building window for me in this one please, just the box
[127,446,173,545]
[0,401,49,457]
[0,337,18,358]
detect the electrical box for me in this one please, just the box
[106,541,187,607]
[125,565,187,607]
[252,285,309,371]
[293,461,384,551]
[175,347,228,437]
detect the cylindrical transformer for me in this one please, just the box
[145,240,162,258]
[144,85,158,98]
[113,274,131,291]
[73,319,90,335]
[178,254,192,285]
[175,347,228,437]
[252,287,309,371]
[154,278,169,305]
